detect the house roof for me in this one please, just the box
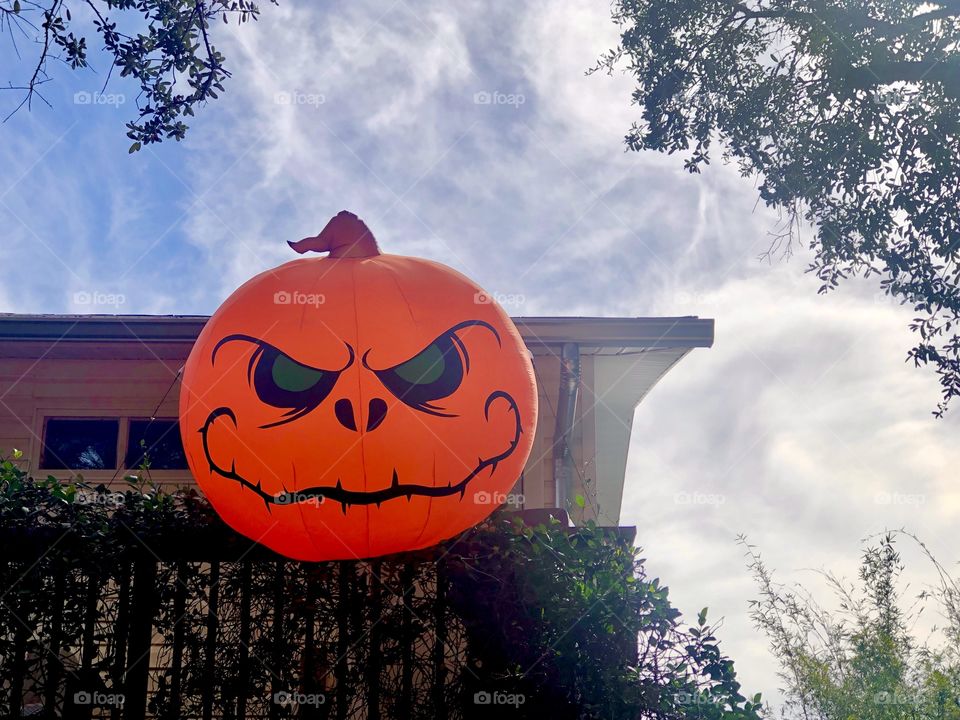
[0,313,713,352]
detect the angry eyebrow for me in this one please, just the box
[359,319,501,370]
[211,334,355,372]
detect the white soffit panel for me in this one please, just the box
[587,348,690,525]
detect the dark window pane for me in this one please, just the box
[41,418,119,470]
[125,419,188,470]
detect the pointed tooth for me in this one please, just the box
[392,469,399,487]
[340,502,348,515]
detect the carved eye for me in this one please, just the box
[253,346,333,404]
[212,334,352,427]
[372,332,466,416]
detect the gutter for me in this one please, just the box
[552,342,580,513]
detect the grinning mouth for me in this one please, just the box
[199,391,522,513]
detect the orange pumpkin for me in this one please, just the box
[180,211,537,561]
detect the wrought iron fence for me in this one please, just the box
[0,540,520,719]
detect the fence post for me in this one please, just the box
[123,555,157,720]
[366,561,382,720]
[73,570,101,720]
[302,568,321,720]
[399,564,415,720]
[165,561,188,720]
[9,614,28,717]
[111,562,131,720]
[236,560,252,719]
[432,562,447,718]
[43,569,66,715]
[269,560,285,720]
[201,560,221,720]
[335,562,351,720]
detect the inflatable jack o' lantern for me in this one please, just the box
[180,211,537,561]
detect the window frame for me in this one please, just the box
[39,415,121,472]
[30,406,192,485]
[124,416,189,472]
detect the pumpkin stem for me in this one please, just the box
[288,211,381,258]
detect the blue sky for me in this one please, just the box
[3,0,959,708]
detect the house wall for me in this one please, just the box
[0,342,589,514]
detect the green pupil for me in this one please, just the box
[394,344,445,384]
[271,353,323,392]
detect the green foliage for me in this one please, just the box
[1,0,276,147]
[0,452,763,718]
[597,0,960,415]
[453,515,764,718]
[741,532,960,719]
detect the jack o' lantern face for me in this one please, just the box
[180,212,537,561]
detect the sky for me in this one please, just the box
[2,0,959,711]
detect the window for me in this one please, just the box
[41,418,119,470]
[124,419,188,470]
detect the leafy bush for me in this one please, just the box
[0,452,762,719]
